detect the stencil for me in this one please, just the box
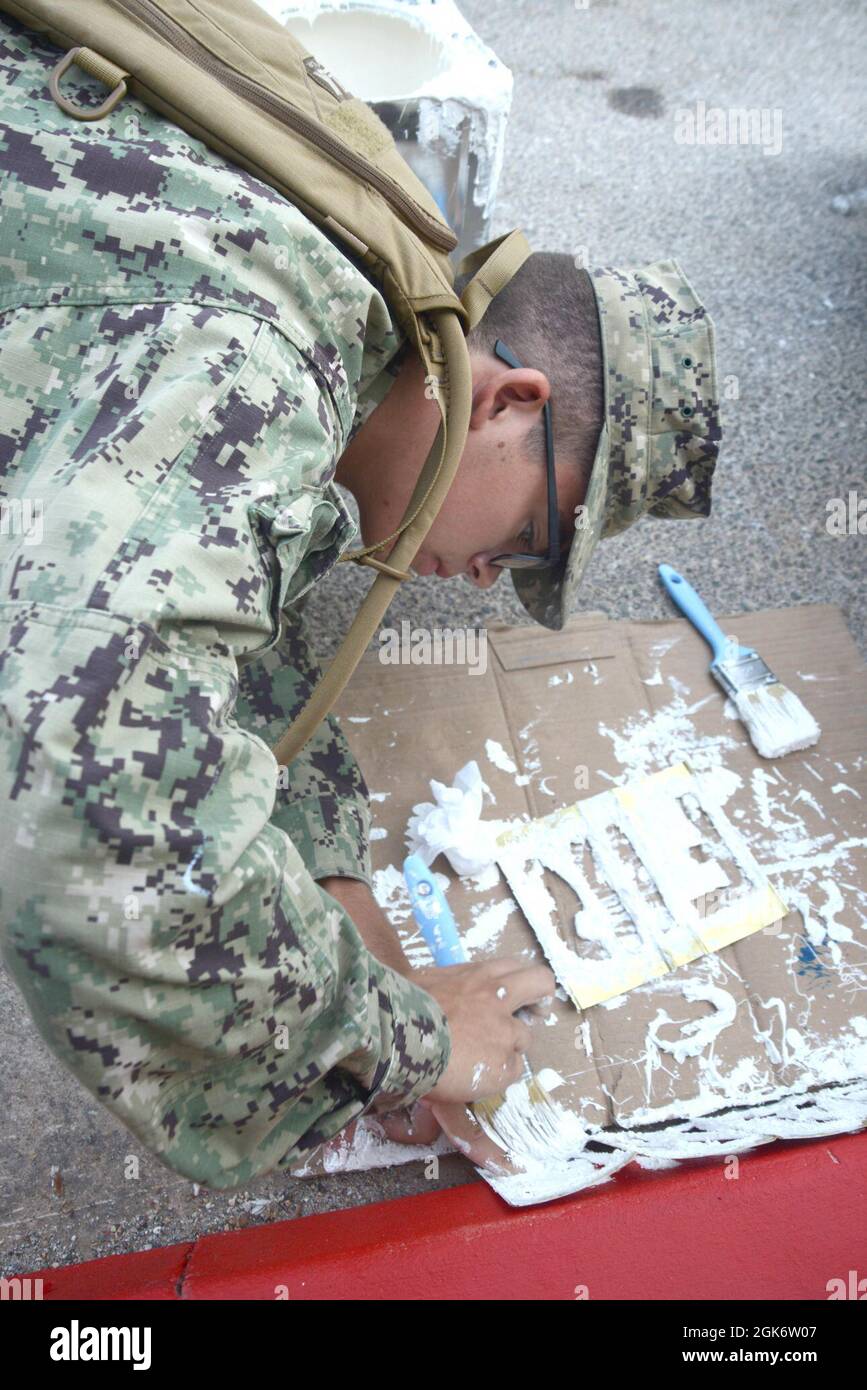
[495,761,788,1009]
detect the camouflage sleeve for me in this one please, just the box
[232,603,374,889]
[0,602,451,1189]
[0,299,450,1189]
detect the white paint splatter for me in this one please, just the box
[485,738,517,775]
[793,788,826,820]
[463,896,517,955]
[831,783,861,799]
[647,981,738,1063]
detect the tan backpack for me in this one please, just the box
[0,0,531,764]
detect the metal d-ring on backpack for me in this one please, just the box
[0,0,532,764]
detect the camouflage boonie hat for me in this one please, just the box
[512,259,721,629]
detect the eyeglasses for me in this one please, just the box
[488,338,561,570]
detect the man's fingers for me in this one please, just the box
[377,1104,441,1146]
[426,1101,519,1174]
[490,963,558,1012]
[317,1117,357,1161]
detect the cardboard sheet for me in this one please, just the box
[293,604,867,1203]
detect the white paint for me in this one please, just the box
[369,826,388,840]
[734,682,820,759]
[496,763,785,1011]
[292,1116,453,1176]
[793,788,826,819]
[371,863,410,921]
[469,862,500,893]
[372,863,433,969]
[831,782,861,799]
[598,693,741,782]
[816,878,854,943]
[647,981,738,1063]
[463,896,517,955]
[264,0,512,227]
[360,682,863,1206]
[641,637,682,689]
[751,767,777,828]
[181,844,209,897]
[476,685,865,1204]
[485,739,518,775]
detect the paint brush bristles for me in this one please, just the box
[732,680,821,759]
[657,567,822,761]
[709,644,820,760]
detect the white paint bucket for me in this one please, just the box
[255,0,513,262]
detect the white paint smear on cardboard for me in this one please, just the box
[363,687,865,1204]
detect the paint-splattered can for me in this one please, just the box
[256,0,513,264]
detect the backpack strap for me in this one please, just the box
[270,230,532,766]
[457,228,532,329]
[332,229,533,567]
[270,308,469,765]
[270,230,532,767]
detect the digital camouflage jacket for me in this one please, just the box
[0,14,451,1188]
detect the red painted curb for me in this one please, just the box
[19,1131,867,1300]
[23,1242,195,1302]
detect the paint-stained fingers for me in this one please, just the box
[481,1048,527,1093]
[314,1117,358,1162]
[425,1100,520,1175]
[377,1103,441,1146]
[493,964,558,1012]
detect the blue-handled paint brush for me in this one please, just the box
[659,565,821,759]
[402,856,566,1173]
[402,854,546,1105]
[403,853,467,967]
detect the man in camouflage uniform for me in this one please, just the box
[0,15,720,1185]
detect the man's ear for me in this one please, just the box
[470,361,550,430]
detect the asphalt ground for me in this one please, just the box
[2,0,865,1276]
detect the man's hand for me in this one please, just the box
[314,876,555,1167]
[408,956,555,1102]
